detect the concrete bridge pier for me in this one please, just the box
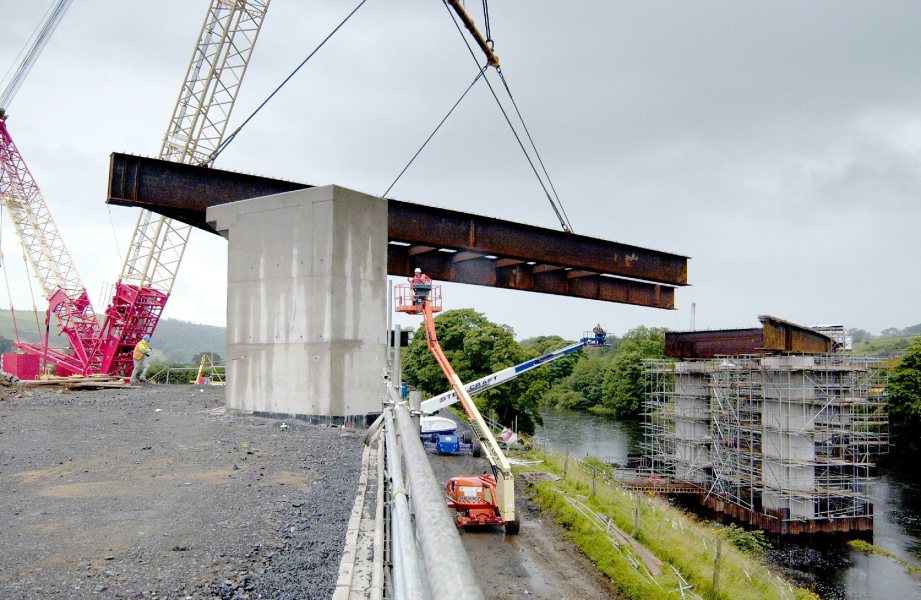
[207,185,387,426]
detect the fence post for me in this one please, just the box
[592,466,597,496]
[563,451,569,479]
[713,537,722,594]
[632,494,641,537]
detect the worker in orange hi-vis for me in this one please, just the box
[130,335,152,384]
[408,267,432,305]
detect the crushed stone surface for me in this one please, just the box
[0,385,364,599]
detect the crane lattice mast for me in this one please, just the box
[0,0,103,375]
[97,0,270,375]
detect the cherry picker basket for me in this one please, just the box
[394,283,442,314]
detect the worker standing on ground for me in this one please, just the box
[409,268,432,305]
[130,335,152,384]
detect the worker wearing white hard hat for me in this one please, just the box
[408,268,432,305]
[130,335,153,384]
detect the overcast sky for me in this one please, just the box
[1,0,919,341]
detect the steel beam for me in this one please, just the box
[107,153,688,309]
[665,316,834,358]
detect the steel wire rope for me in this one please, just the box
[495,67,573,232]
[0,203,21,343]
[20,248,44,346]
[441,1,573,233]
[206,0,371,165]
[0,0,57,103]
[381,64,488,197]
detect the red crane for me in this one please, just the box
[1,1,269,377]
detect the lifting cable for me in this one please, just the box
[20,248,44,347]
[0,204,22,343]
[381,64,487,198]
[441,1,574,233]
[206,0,371,165]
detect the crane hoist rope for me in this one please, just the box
[207,0,371,166]
[442,0,574,233]
[382,64,488,198]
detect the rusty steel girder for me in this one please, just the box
[665,315,834,358]
[107,153,688,309]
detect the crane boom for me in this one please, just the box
[0,0,103,375]
[0,0,76,112]
[97,0,270,375]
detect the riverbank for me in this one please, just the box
[517,447,814,600]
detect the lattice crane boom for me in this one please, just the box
[0,0,102,375]
[98,0,270,375]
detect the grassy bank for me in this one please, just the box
[516,448,817,600]
[848,540,921,576]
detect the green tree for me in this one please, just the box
[889,340,921,446]
[0,335,14,355]
[401,309,544,435]
[599,326,667,416]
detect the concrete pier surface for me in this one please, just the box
[207,185,388,426]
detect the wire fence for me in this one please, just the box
[527,437,800,600]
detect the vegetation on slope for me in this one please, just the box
[519,449,815,600]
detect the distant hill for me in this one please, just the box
[852,335,919,356]
[0,310,225,366]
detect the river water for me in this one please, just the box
[534,407,921,600]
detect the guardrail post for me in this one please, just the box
[713,537,722,594]
[632,494,641,537]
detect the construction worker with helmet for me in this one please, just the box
[409,267,432,305]
[130,335,153,384]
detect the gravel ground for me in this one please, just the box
[0,384,364,600]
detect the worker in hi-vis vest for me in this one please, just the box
[130,335,152,384]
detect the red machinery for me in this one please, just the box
[394,282,520,534]
[0,1,268,378]
[446,475,507,528]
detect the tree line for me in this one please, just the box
[401,309,921,451]
[400,309,665,435]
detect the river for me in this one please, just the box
[534,407,921,600]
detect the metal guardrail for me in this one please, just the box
[367,383,485,600]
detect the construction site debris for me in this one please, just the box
[18,375,131,390]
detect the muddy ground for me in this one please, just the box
[427,412,621,600]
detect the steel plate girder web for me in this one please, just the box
[387,201,688,287]
[107,154,688,309]
[388,244,675,309]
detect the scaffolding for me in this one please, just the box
[643,354,888,533]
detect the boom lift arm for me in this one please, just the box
[421,331,608,415]
[396,283,516,530]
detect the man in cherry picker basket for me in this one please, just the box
[408,267,432,305]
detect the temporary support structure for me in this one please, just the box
[643,354,888,534]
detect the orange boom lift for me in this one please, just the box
[395,281,519,534]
